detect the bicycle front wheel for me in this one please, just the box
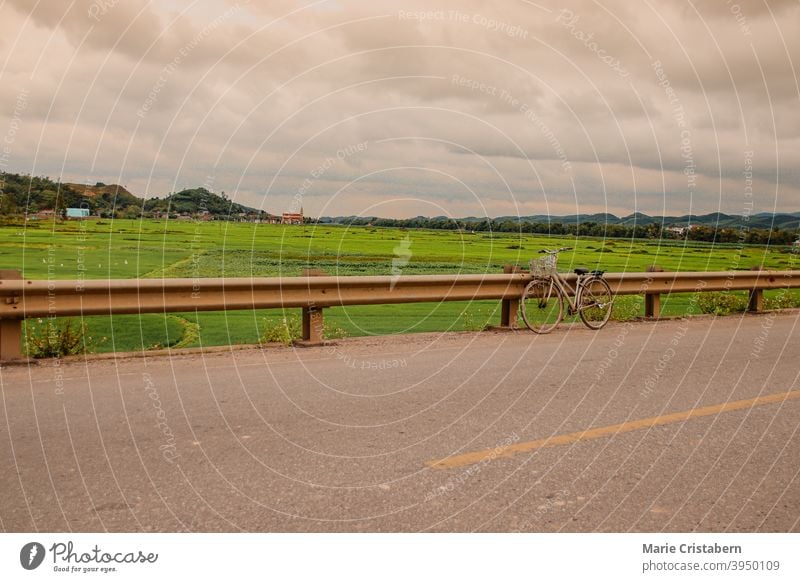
[577,277,614,330]
[521,279,564,334]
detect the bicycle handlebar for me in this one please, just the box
[538,247,573,254]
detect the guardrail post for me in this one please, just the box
[747,289,763,312]
[0,270,24,362]
[644,265,663,319]
[747,266,764,312]
[644,293,661,318]
[499,265,520,329]
[301,306,324,343]
[298,268,326,345]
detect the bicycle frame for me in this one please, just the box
[541,272,582,315]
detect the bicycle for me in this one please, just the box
[520,247,614,333]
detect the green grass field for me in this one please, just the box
[3,219,798,355]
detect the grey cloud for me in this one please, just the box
[682,0,798,18]
[1,0,798,216]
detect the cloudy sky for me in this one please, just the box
[1,0,798,218]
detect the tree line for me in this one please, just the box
[338,216,798,246]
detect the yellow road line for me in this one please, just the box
[426,389,800,470]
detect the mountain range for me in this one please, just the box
[2,172,798,230]
[322,211,800,231]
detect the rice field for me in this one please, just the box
[2,218,797,354]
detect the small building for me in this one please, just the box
[666,224,694,237]
[65,208,90,219]
[281,209,304,225]
[32,209,56,220]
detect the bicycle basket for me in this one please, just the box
[530,254,558,277]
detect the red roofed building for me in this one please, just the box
[281,208,304,225]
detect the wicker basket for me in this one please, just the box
[530,254,558,277]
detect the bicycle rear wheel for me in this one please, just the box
[577,277,614,329]
[521,279,564,334]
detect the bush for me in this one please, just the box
[323,322,348,339]
[609,296,642,321]
[697,292,747,316]
[25,318,99,358]
[259,316,302,345]
[259,314,348,345]
[764,291,800,310]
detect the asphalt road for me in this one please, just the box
[2,311,799,532]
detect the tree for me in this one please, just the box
[123,205,142,219]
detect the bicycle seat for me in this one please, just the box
[574,267,589,275]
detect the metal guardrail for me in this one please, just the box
[1,268,798,362]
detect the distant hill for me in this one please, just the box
[321,211,800,231]
[63,182,142,210]
[142,187,264,217]
[0,173,266,219]
[0,172,143,216]
[320,211,799,244]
